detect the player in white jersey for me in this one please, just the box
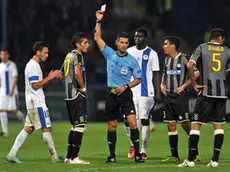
[6,41,63,164]
[124,28,162,160]
[0,49,24,136]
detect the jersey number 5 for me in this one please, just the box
[64,59,70,76]
[212,53,221,72]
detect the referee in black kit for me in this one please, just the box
[94,9,144,163]
[160,37,201,163]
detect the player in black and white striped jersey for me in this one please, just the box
[179,28,230,167]
[161,37,200,163]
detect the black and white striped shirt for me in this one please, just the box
[162,53,189,93]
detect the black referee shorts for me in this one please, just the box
[105,87,136,121]
[163,92,190,123]
[192,95,227,124]
[65,93,87,125]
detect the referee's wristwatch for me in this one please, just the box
[124,84,129,89]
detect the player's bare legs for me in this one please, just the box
[0,109,8,136]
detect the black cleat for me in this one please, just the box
[135,153,145,163]
[0,132,8,137]
[105,156,116,163]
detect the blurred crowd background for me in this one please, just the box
[1,0,230,121]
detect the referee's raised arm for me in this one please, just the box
[94,10,106,51]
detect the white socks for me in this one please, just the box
[9,129,29,157]
[141,125,150,153]
[15,111,24,121]
[137,119,141,129]
[0,111,8,134]
[124,125,133,146]
[42,132,58,160]
[149,118,155,129]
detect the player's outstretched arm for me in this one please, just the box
[32,70,60,89]
[94,10,106,51]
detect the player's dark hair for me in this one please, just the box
[165,36,180,51]
[210,28,225,40]
[135,27,148,38]
[33,41,49,55]
[0,48,9,54]
[71,32,87,48]
[116,32,129,40]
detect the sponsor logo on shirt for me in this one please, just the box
[166,70,181,75]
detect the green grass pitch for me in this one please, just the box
[1,122,230,172]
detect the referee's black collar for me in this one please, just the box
[116,52,128,57]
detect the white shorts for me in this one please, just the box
[24,106,51,130]
[133,96,154,120]
[0,95,19,111]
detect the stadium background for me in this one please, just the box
[1,0,230,122]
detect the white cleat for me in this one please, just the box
[207,160,218,167]
[64,158,71,164]
[178,160,195,167]
[69,157,90,164]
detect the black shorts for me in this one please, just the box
[163,92,190,123]
[65,93,87,125]
[192,95,227,124]
[105,88,136,121]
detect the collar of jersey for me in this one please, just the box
[135,46,149,52]
[169,52,181,59]
[208,42,221,45]
[116,52,128,57]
